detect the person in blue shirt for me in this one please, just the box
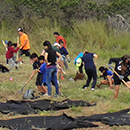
[98,66,114,89]
[59,40,70,71]
[30,53,47,95]
[82,50,98,91]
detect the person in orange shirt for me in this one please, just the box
[53,32,67,49]
[17,28,30,64]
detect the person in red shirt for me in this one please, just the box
[6,42,19,70]
[53,32,67,49]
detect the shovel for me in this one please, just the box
[18,78,32,94]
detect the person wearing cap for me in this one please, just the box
[17,28,30,64]
[108,54,130,100]
[74,52,85,75]
[98,66,114,89]
[53,32,67,49]
[82,50,98,91]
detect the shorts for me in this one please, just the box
[36,73,43,86]
[114,74,130,85]
[18,49,30,57]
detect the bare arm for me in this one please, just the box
[93,54,98,65]
[30,70,37,79]
[56,52,62,65]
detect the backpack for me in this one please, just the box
[23,89,35,99]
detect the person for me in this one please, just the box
[97,66,114,89]
[108,54,130,100]
[43,40,62,97]
[59,40,70,70]
[30,53,47,95]
[52,43,63,81]
[17,28,30,64]
[82,50,98,91]
[53,32,67,49]
[74,52,85,75]
[6,42,19,70]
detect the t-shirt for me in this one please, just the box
[6,46,19,59]
[56,35,67,49]
[33,61,41,70]
[40,63,46,83]
[60,47,69,56]
[20,33,30,50]
[103,70,113,79]
[82,53,95,68]
[45,48,57,66]
[52,46,61,54]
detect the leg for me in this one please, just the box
[91,67,97,89]
[114,85,120,100]
[46,67,53,96]
[52,66,59,94]
[85,68,92,87]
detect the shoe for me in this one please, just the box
[61,77,64,80]
[15,66,18,70]
[19,62,23,64]
[91,88,95,91]
[39,92,46,96]
[42,93,51,98]
[59,92,63,96]
[53,93,59,98]
[82,85,87,89]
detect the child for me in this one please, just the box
[59,40,70,71]
[6,42,19,70]
[30,53,47,95]
[97,66,114,89]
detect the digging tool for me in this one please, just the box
[16,36,19,61]
[18,66,41,94]
[18,78,32,94]
[112,68,130,89]
[57,65,74,81]
[2,40,8,51]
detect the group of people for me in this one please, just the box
[4,27,130,100]
[75,51,130,100]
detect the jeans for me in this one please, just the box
[46,66,59,96]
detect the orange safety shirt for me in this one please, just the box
[20,33,30,50]
[56,35,67,49]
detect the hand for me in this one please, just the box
[119,75,124,80]
[108,64,113,70]
[67,57,70,63]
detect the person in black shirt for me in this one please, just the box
[43,41,62,97]
[108,54,130,100]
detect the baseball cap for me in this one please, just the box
[17,28,23,32]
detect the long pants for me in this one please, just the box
[46,66,59,96]
[8,58,18,70]
[85,67,97,88]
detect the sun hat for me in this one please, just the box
[76,58,82,67]
[53,42,61,47]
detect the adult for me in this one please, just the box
[43,40,62,97]
[17,28,30,64]
[53,32,67,49]
[98,66,114,89]
[108,54,130,100]
[82,50,98,91]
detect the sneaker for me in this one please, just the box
[53,93,59,98]
[82,85,87,89]
[91,88,95,91]
[39,92,46,96]
[61,77,64,80]
[59,92,63,96]
[19,62,23,64]
[42,93,51,98]
[15,66,18,70]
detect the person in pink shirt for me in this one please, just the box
[6,42,19,70]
